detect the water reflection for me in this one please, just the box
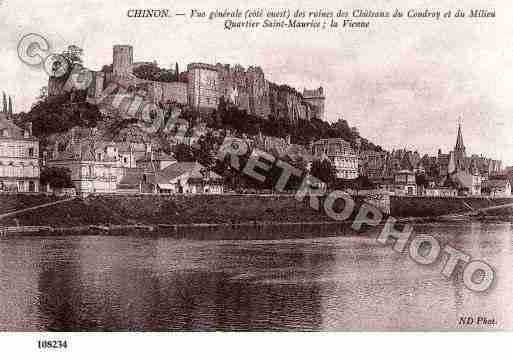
[0,221,511,331]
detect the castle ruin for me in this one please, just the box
[48,45,326,123]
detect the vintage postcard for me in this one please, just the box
[0,0,511,352]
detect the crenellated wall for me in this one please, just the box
[48,45,323,124]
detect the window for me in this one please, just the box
[28,148,34,157]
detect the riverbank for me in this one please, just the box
[0,193,367,228]
[390,195,513,217]
[1,193,511,236]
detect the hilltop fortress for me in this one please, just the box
[49,44,326,124]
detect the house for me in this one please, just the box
[450,170,482,196]
[136,147,177,171]
[121,162,224,194]
[482,178,512,197]
[373,176,395,193]
[46,139,142,194]
[311,138,358,179]
[0,115,40,192]
[393,170,417,196]
[424,186,458,197]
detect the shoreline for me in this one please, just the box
[1,215,511,237]
[1,193,512,237]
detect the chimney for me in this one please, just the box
[28,122,33,136]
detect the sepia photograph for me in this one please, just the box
[0,0,512,354]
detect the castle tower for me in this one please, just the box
[113,45,134,78]
[454,123,467,172]
[303,87,326,121]
[187,63,219,110]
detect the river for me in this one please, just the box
[0,221,511,331]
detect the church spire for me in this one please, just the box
[455,123,465,151]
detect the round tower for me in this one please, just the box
[113,45,133,78]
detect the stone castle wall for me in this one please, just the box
[48,45,325,124]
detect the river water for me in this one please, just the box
[0,221,511,331]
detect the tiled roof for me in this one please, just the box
[118,168,144,188]
[483,179,511,188]
[155,162,222,184]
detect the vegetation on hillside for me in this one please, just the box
[132,62,187,83]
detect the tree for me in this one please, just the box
[8,96,13,115]
[133,63,176,83]
[415,172,429,188]
[40,167,73,189]
[61,45,84,66]
[194,132,221,169]
[37,86,48,103]
[21,92,101,137]
[2,92,6,113]
[174,143,196,162]
[175,62,179,81]
[310,159,336,187]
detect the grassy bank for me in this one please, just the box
[0,194,367,227]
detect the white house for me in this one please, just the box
[483,178,512,197]
[393,170,417,196]
[148,162,224,194]
[46,139,141,194]
[0,115,40,192]
[311,138,358,179]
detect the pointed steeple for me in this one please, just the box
[455,123,465,151]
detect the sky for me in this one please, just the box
[1,0,512,165]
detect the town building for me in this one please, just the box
[136,144,177,171]
[46,139,141,194]
[311,138,358,179]
[0,115,40,192]
[359,150,388,179]
[393,170,417,196]
[0,114,40,192]
[482,178,512,197]
[424,186,458,197]
[151,162,224,194]
[120,162,224,194]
